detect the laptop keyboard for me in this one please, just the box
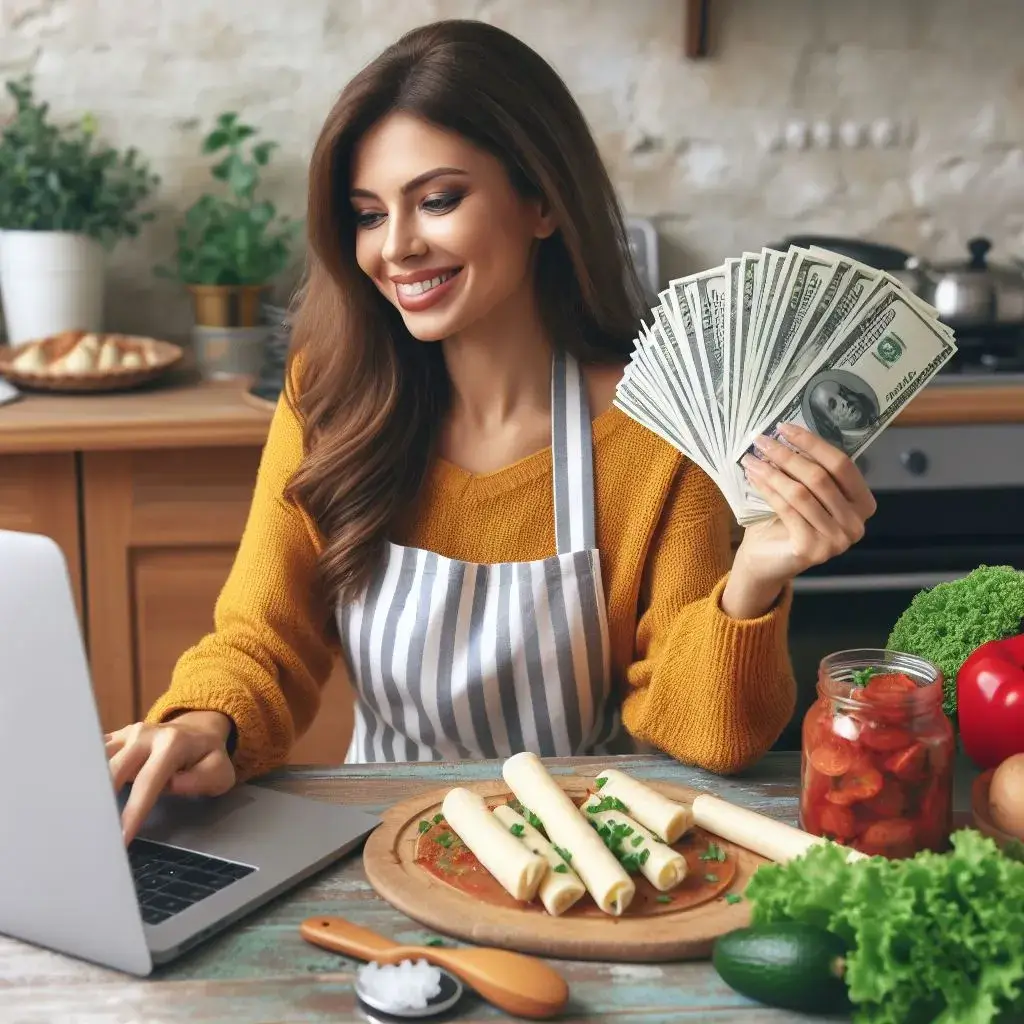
[128,838,256,925]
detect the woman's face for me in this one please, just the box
[349,112,555,342]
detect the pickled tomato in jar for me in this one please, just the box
[799,649,953,859]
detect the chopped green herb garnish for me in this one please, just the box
[700,842,727,862]
[433,832,455,848]
[418,820,431,834]
[553,863,569,874]
[630,834,644,848]
[432,813,444,824]
[588,795,629,815]
[851,666,877,687]
[656,895,673,904]
[724,893,742,905]
[523,808,545,832]
[595,776,608,790]
[620,846,651,873]
[705,873,719,883]
[509,823,525,837]
[554,845,572,864]
[425,938,445,946]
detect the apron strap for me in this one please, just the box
[552,349,597,554]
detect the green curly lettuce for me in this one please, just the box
[744,831,1024,1024]
[886,565,1024,718]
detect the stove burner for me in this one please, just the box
[938,325,1024,375]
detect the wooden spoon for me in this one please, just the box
[299,915,569,1019]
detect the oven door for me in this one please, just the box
[772,422,1024,751]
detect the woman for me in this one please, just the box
[108,20,876,843]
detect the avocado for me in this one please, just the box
[712,921,850,1015]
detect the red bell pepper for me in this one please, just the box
[957,625,1024,769]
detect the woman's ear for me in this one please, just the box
[531,194,558,240]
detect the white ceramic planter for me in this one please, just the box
[0,230,104,344]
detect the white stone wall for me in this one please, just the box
[2,0,1022,340]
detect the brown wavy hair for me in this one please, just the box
[285,19,646,604]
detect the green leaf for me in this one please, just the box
[595,777,607,790]
[656,895,672,904]
[553,864,568,874]
[202,129,231,154]
[418,820,431,834]
[509,823,525,837]
[724,893,742,905]
[252,140,276,165]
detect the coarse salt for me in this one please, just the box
[357,958,443,1011]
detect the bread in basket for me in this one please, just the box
[0,330,183,393]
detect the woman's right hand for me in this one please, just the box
[106,711,237,844]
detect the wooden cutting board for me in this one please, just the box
[362,776,767,962]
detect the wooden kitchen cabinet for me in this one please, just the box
[80,445,354,764]
[0,452,83,616]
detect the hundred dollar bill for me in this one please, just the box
[737,260,881,458]
[743,248,841,438]
[616,324,719,477]
[660,283,726,461]
[738,248,786,438]
[739,285,957,471]
[722,257,741,437]
[728,252,762,445]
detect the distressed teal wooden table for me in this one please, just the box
[0,752,976,1023]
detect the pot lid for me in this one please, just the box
[929,237,1022,285]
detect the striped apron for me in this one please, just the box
[336,350,629,763]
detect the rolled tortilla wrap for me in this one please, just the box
[691,793,867,864]
[595,768,694,843]
[493,804,586,916]
[502,751,635,916]
[441,787,547,902]
[582,795,688,891]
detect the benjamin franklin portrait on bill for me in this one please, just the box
[801,369,880,455]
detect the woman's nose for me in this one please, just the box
[381,210,427,264]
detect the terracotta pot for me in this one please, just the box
[188,284,267,328]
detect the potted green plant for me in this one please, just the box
[158,112,300,378]
[0,76,158,345]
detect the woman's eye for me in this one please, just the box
[354,210,385,228]
[422,191,463,214]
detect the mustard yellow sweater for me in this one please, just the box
[147,392,796,779]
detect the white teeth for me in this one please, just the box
[397,270,456,297]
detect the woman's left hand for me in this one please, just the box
[722,422,877,620]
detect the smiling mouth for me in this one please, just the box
[395,268,462,298]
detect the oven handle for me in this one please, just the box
[792,571,965,594]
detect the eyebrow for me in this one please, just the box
[350,166,469,199]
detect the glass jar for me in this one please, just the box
[799,649,954,859]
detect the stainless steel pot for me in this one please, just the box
[906,238,1024,328]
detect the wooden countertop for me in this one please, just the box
[0,375,275,454]
[0,751,980,1023]
[0,373,1022,455]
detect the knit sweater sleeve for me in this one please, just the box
[145,393,336,780]
[619,458,797,774]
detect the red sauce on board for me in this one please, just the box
[414,796,738,917]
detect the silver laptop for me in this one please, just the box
[0,529,379,975]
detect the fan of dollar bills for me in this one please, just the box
[614,245,958,526]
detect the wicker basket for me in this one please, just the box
[0,331,184,393]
